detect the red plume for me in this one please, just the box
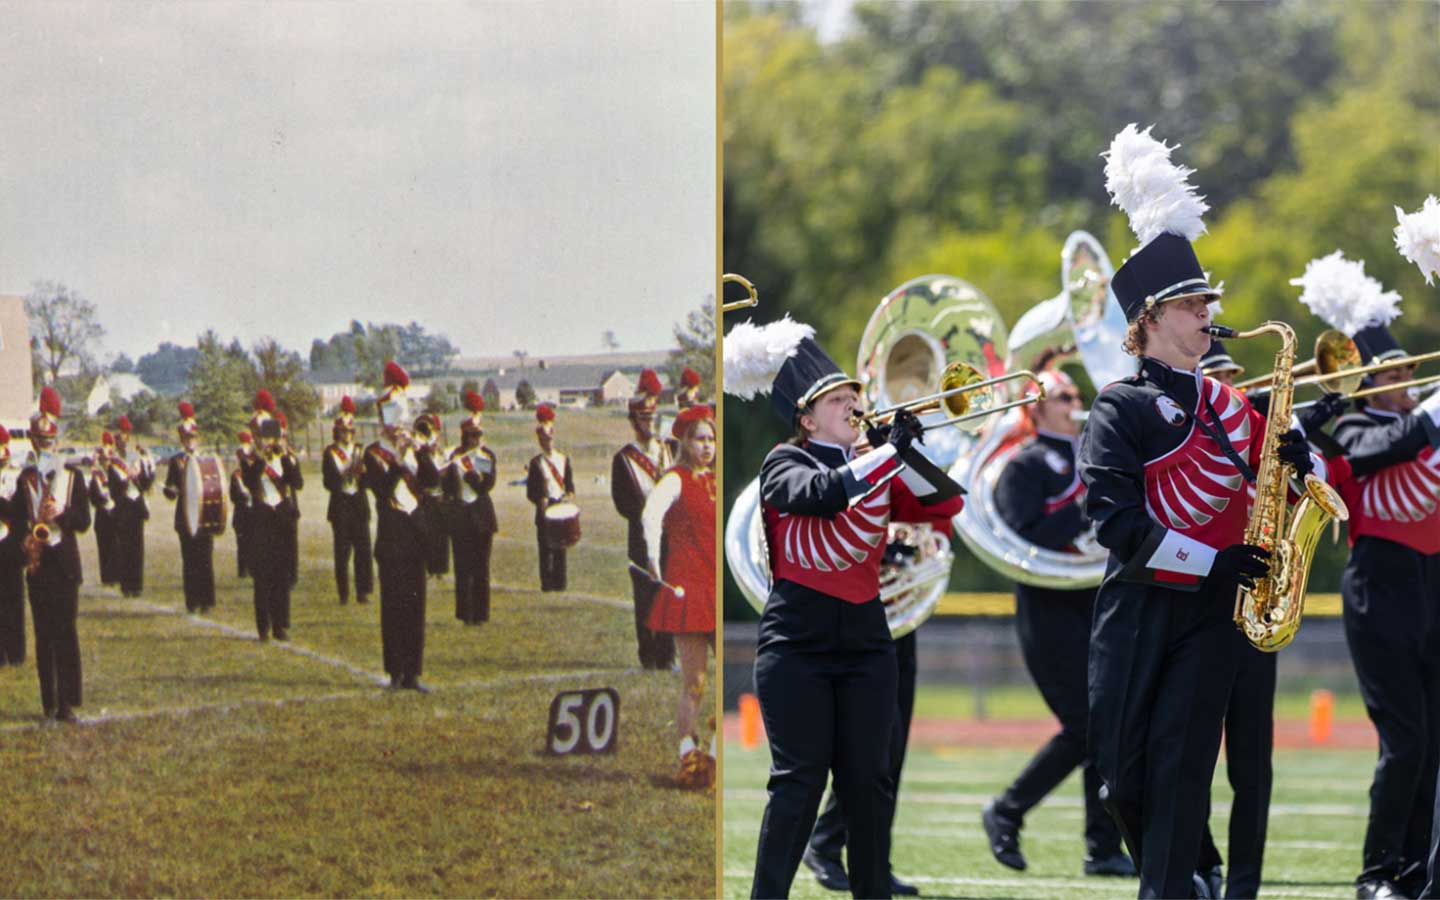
[638,368,663,396]
[340,395,356,414]
[277,412,289,430]
[535,403,556,423]
[681,367,701,387]
[383,360,409,388]
[39,385,62,417]
[464,391,485,413]
[238,431,253,444]
[178,401,195,419]
[254,389,276,413]
[117,415,133,434]
[102,431,115,446]
[0,425,9,444]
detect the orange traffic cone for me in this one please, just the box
[739,692,762,750]
[1310,689,1334,745]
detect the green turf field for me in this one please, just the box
[0,408,715,898]
[723,738,1374,899]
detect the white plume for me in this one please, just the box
[1394,195,1440,286]
[723,316,815,399]
[1290,250,1402,337]
[1103,123,1210,250]
[1207,299,1223,317]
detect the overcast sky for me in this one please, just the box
[0,2,716,364]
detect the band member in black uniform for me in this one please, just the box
[526,403,575,593]
[444,392,498,626]
[365,361,439,691]
[725,318,965,900]
[414,413,451,579]
[1293,250,1440,899]
[20,387,92,721]
[231,430,255,579]
[611,369,675,669]
[277,411,300,589]
[1079,123,1332,899]
[240,412,303,642]
[93,430,118,587]
[322,399,372,605]
[0,427,26,666]
[982,369,1134,878]
[107,415,154,598]
[677,365,703,409]
[161,401,216,613]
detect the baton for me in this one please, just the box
[628,561,686,598]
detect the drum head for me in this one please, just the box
[185,455,203,535]
[545,501,580,521]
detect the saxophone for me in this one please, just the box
[1206,323,1349,652]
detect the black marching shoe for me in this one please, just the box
[1355,879,1404,899]
[401,675,430,694]
[890,872,920,896]
[54,706,78,723]
[272,628,289,642]
[1191,865,1223,898]
[1084,850,1137,877]
[801,848,849,893]
[981,799,1026,871]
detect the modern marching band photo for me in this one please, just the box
[0,3,716,897]
[720,3,1438,899]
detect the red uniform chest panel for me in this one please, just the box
[764,485,890,603]
[1143,379,1255,548]
[1344,445,1440,554]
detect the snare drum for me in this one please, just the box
[542,501,582,548]
[184,454,229,537]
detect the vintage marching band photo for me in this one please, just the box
[721,3,1437,900]
[0,2,716,898]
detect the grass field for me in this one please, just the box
[0,407,715,898]
[723,716,1376,900]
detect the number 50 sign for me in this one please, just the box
[547,688,620,755]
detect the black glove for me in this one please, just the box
[1297,392,1347,435]
[865,420,892,450]
[1276,429,1314,478]
[888,408,925,453]
[1212,543,1271,590]
[883,540,918,566]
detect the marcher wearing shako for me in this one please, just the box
[0,426,27,665]
[1078,125,1329,899]
[726,315,965,900]
[1194,298,1348,900]
[92,430,118,587]
[982,369,1135,880]
[322,396,372,606]
[364,361,439,691]
[107,415,154,598]
[611,368,676,670]
[276,411,300,588]
[444,392,498,626]
[240,393,303,642]
[1293,238,1440,898]
[161,402,216,614]
[230,430,255,579]
[414,413,450,578]
[641,404,717,788]
[526,403,575,593]
[20,387,92,722]
[677,366,703,410]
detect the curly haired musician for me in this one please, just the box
[726,318,964,900]
[444,393,498,626]
[526,404,575,593]
[322,398,373,606]
[612,369,675,669]
[20,387,92,722]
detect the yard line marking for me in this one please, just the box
[491,583,631,610]
[720,869,1348,898]
[725,788,1370,817]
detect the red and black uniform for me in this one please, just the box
[239,449,303,640]
[1333,404,1440,893]
[322,442,373,605]
[990,430,1125,864]
[443,446,498,625]
[230,450,254,579]
[525,450,575,593]
[1079,357,1339,898]
[365,438,440,685]
[20,458,91,718]
[752,438,963,900]
[92,463,117,587]
[0,464,26,664]
[162,452,216,613]
[107,450,154,597]
[643,465,715,635]
[612,439,676,667]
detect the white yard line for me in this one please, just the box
[720,869,1350,898]
[491,582,632,610]
[725,788,1370,817]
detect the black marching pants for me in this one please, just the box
[177,530,215,612]
[331,514,374,603]
[995,585,1122,857]
[1197,642,1276,899]
[753,584,897,900]
[1343,537,1440,887]
[453,530,493,624]
[0,563,25,664]
[536,528,566,592]
[379,557,427,680]
[1088,577,1240,899]
[807,630,917,871]
[28,576,81,714]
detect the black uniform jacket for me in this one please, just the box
[1333,408,1440,479]
[322,443,371,524]
[994,431,1089,552]
[364,439,441,563]
[442,447,498,535]
[19,461,93,586]
[526,452,575,526]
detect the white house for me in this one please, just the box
[87,373,155,417]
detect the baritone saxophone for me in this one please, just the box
[1206,323,1349,652]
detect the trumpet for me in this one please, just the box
[849,362,1045,435]
[720,273,759,314]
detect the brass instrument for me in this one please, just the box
[720,273,759,314]
[849,363,1045,435]
[1206,324,1349,652]
[23,465,71,575]
[1241,332,1440,402]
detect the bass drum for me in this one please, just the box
[185,454,229,538]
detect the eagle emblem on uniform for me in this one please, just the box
[1154,396,1187,427]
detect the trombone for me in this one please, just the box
[1235,330,1363,396]
[850,362,1045,435]
[720,273,759,313]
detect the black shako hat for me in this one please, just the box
[1352,323,1407,367]
[722,315,861,426]
[1111,233,1222,323]
[1199,338,1243,376]
[769,337,860,425]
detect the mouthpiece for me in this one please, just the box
[1203,325,1238,339]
